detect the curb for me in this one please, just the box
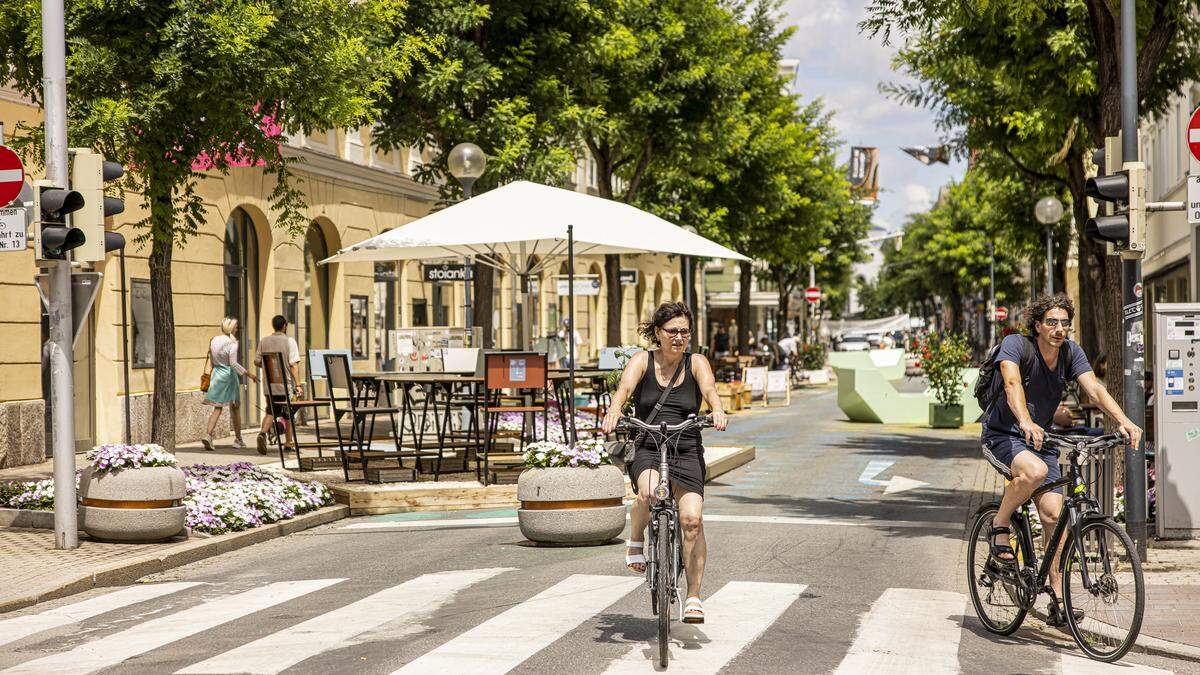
[1026,607,1200,663]
[0,504,348,615]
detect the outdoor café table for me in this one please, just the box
[371,372,485,479]
[548,368,612,438]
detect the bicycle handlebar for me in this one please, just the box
[618,415,714,434]
[1044,432,1125,450]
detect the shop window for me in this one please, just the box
[282,292,298,341]
[412,298,428,327]
[350,295,369,359]
[131,279,154,368]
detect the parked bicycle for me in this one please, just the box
[618,413,714,668]
[967,432,1145,662]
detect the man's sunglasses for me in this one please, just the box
[1042,319,1072,329]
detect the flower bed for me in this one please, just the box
[495,410,601,444]
[1,456,332,536]
[522,438,612,469]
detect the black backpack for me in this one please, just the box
[974,335,1037,418]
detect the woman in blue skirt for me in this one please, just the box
[202,317,258,450]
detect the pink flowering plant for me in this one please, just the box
[86,443,178,474]
[522,438,612,469]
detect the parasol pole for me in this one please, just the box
[567,224,577,444]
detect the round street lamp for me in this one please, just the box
[447,142,487,198]
[1034,196,1064,296]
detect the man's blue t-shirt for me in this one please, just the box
[983,333,1092,440]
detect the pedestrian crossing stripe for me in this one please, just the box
[0,576,1178,674]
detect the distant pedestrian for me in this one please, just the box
[710,323,731,357]
[202,317,257,450]
[255,315,301,455]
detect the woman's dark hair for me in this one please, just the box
[638,301,693,347]
[1023,293,1074,336]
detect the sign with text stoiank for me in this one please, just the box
[423,263,471,282]
[0,146,25,208]
[0,207,26,252]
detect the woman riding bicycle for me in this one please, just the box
[601,302,728,624]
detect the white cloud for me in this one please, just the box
[902,183,933,212]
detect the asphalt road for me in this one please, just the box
[1,388,1194,674]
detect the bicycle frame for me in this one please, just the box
[645,420,684,619]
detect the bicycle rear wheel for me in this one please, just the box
[656,511,672,668]
[966,505,1028,635]
[1063,518,1144,662]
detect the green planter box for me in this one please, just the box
[929,403,963,429]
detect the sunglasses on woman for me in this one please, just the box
[659,327,692,337]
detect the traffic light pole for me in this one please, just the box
[42,0,79,549]
[1120,0,1147,560]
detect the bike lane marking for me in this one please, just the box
[1059,653,1174,674]
[833,587,966,674]
[177,569,512,674]
[600,580,805,674]
[1,579,344,675]
[0,582,204,648]
[390,574,641,674]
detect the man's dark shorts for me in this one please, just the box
[982,435,1062,487]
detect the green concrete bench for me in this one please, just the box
[834,366,981,425]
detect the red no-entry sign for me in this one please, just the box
[805,286,821,303]
[995,306,1008,321]
[0,146,25,208]
[1188,107,1200,164]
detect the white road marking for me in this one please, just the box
[391,574,641,674]
[833,588,966,674]
[176,569,512,674]
[0,582,204,648]
[1060,653,1174,674]
[858,459,929,494]
[1,579,344,675]
[341,513,959,531]
[601,581,805,674]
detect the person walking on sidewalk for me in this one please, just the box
[254,315,302,455]
[202,317,258,450]
[981,294,1141,626]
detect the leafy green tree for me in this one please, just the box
[862,0,1200,398]
[372,1,581,346]
[0,0,426,449]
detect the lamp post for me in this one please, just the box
[448,143,487,342]
[1034,196,1064,295]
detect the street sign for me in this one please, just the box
[1188,106,1200,164]
[34,272,104,348]
[423,263,471,282]
[995,306,1008,321]
[1189,155,1200,225]
[619,268,638,286]
[805,286,821,303]
[0,146,25,208]
[0,207,26,252]
[556,274,601,296]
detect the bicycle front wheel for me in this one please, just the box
[1063,518,1144,662]
[966,505,1028,635]
[656,511,672,668]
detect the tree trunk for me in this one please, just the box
[948,293,963,334]
[777,283,789,337]
[686,257,699,343]
[1067,153,1105,361]
[148,225,176,451]
[472,265,494,348]
[604,254,622,346]
[737,260,752,353]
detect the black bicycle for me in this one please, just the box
[967,432,1145,662]
[619,414,714,668]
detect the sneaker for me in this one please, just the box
[200,434,214,451]
[232,438,247,450]
[256,433,269,455]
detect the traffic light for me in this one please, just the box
[1084,160,1146,259]
[70,149,125,262]
[32,179,85,261]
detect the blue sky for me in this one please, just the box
[780,1,966,234]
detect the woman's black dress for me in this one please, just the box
[627,351,706,496]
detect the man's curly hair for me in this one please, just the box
[1023,293,1074,336]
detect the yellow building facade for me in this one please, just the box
[0,89,688,467]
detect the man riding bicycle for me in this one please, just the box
[601,302,727,624]
[982,294,1142,626]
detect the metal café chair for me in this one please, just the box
[260,352,341,470]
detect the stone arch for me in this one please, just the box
[303,216,343,353]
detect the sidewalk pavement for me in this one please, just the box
[0,430,347,614]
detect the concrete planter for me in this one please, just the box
[78,465,187,542]
[517,465,626,545]
[929,403,964,429]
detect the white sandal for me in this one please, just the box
[625,541,646,573]
[683,597,704,624]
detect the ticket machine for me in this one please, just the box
[1153,303,1200,539]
